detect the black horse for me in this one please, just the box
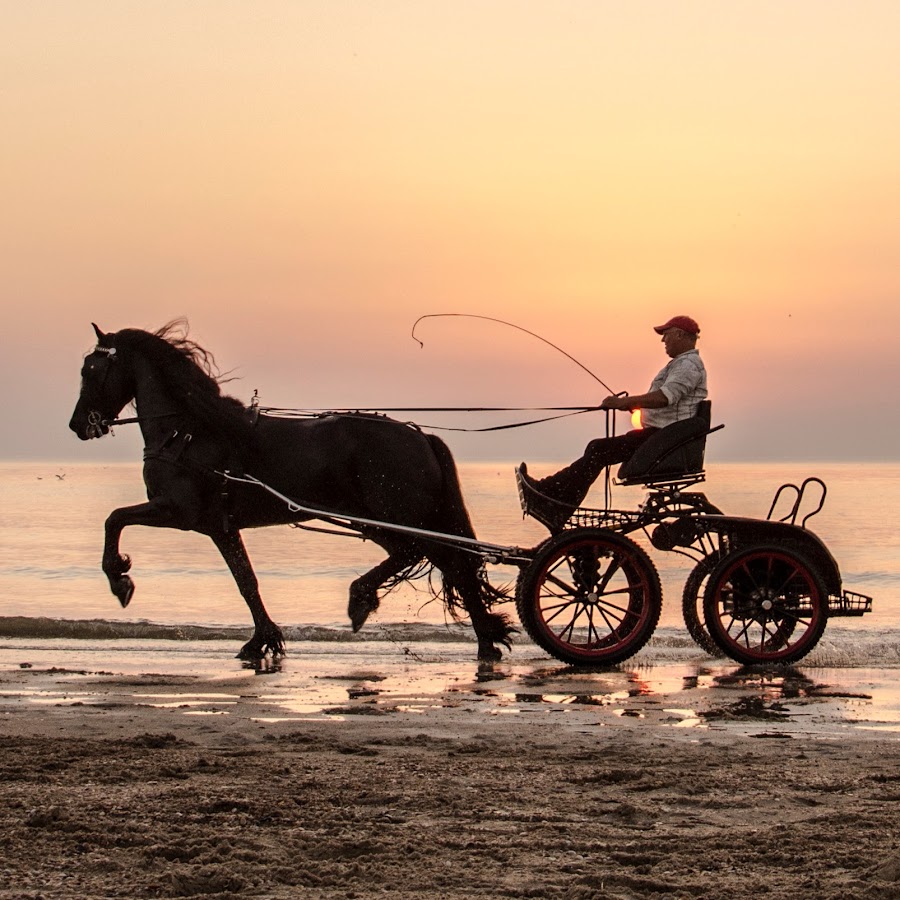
[68,322,514,661]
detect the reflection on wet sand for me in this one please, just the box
[0,640,896,738]
[294,659,888,734]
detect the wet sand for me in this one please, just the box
[2,642,900,898]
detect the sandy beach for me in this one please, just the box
[0,641,899,899]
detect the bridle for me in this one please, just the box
[83,344,177,436]
[83,346,119,438]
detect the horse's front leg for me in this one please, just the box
[210,531,285,660]
[102,499,184,607]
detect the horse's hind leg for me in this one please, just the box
[348,543,421,632]
[210,530,285,660]
[427,547,515,662]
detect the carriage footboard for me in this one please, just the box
[829,589,873,617]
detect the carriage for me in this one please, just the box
[70,324,873,668]
[511,400,873,666]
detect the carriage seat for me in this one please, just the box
[616,400,719,487]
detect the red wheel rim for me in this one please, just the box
[531,536,655,661]
[708,549,826,663]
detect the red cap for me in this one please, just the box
[654,315,700,335]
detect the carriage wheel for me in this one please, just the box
[681,552,722,656]
[516,529,662,666]
[702,545,828,665]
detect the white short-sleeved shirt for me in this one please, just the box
[642,349,708,429]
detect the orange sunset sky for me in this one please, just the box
[3,1,899,462]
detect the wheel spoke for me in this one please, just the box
[757,613,776,650]
[772,606,813,627]
[725,614,753,647]
[544,599,583,627]
[585,605,603,645]
[551,601,586,639]
[560,608,581,643]
[545,560,580,594]
[544,592,636,636]
[738,559,765,592]
[596,556,622,593]
[768,562,803,597]
[597,597,641,620]
[544,571,579,597]
[596,603,624,634]
[596,585,642,599]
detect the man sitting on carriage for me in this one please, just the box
[518,315,708,531]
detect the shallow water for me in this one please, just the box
[1,637,898,737]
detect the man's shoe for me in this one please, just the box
[515,463,573,532]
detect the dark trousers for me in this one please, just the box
[537,428,658,507]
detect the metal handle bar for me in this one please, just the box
[219,471,534,566]
[766,477,827,528]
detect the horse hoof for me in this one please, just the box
[114,576,134,608]
[237,634,284,662]
[348,597,378,633]
[477,644,503,663]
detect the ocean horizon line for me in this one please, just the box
[4,457,900,468]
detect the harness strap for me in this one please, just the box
[143,431,199,470]
[143,431,247,532]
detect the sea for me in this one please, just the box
[1,459,899,670]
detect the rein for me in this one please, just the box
[96,405,603,435]
[87,329,608,435]
[101,412,179,428]
[258,405,603,433]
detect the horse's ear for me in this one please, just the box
[92,323,106,342]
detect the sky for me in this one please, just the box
[3,1,900,463]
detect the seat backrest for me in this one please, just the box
[616,400,712,485]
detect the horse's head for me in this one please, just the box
[69,324,137,440]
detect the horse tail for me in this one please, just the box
[424,434,516,653]
[424,433,477,538]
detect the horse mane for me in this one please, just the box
[114,320,255,447]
